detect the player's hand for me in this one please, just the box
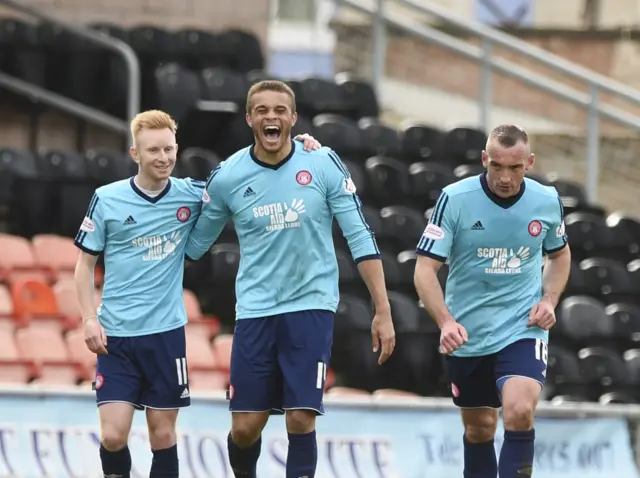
[84,317,108,355]
[293,133,322,151]
[371,309,396,365]
[527,298,556,330]
[439,320,468,355]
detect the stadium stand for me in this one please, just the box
[1,20,640,407]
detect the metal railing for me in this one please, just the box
[335,0,640,204]
[0,0,140,146]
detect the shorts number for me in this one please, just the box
[176,357,188,386]
[534,339,548,366]
[316,362,327,390]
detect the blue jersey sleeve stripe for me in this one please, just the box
[557,196,564,218]
[190,179,205,189]
[418,193,447,251]
[204,165,222,190]
[77,194,100,245]
[328,151,379,254]
[424,194,449,253]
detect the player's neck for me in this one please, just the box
[253,138,293,165]
[135,174,168,192]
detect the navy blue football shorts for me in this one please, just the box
[445,338,548,408]
[94,325,190,410]
[228,310,334,415]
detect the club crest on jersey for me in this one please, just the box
[423,223,445,240]
[528,220,542,237]
[296,170,312,185]
[177,207,191,223]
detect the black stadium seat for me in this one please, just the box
[606,302,640,347]
[358,118,402,158]
[173,28,220,70]
[579,257,635,298]
[379,206,426,251]
[85,148,130,183]
[557,295,610,343]
[200,67,248,106]
[153,64,201,124]
[179,148,220,181]
[399,123,444,164]
[297,77,351,118]
[217,29,264,73]
[443,127,486,166]
[364,156,411,207]
[564,212,613,261]
[0,148,40,211]
[453,163,484,180]
[312,114,364,157]
[335,73,379,120]
[408,161,455,209]
[546,344,584,395]
[577,346,628,396]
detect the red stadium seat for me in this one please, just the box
[0,284,15,331]
[326,387,371,396]
[15,324,83,385]
[32,234,78,279]
[186,328,227,391]
[64,327,97,382]
[373,389,421,398]
[10,279,69,329]
[0,327,37,384]
[0,233,52,283]
[184,289,221,338]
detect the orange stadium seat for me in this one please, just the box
[183,289,221,338]
[64,328,96,382]
[0,327,37,384]
[52,278,82,329]
[31,234,78,279]
[186,328,227,391]
[15,325,83,385]
[10,279,68,329]
[0,233,52,283]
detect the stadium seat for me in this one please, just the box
[379,206,426,251]
[579,257,635,299]
[212,333,233,374]
[379,249,403,290]
[216,29,264,73]
[396,250,417,294]
[546,344,584,395]
[364,156,412,207]
[565,260,587,295]
[605,302,640,348]
[39,150,88,179]
[357,118,402,159]
[335,247,359,286]
[577,346,628,396]
[599,391,637,404]
[16,325,83,385]
[0,285,14,330]
[453,163,484,180]
[212,112,255,159]
[291,115,315,140]
[408,161,456,209]
[52,278,81,329]
[0,234,51,283]
[200,67,248,106]
[373,389,420,398]
[206,243,241,324]
[557,295,610,343]
[179,148,220,181]
[10,279,65,330]
[0,327,36,384]
[335,73,379,120]
[296,77,351,119]
[606,212,640,262]
[326,387,370,396]
[65,328,97,382]
[340,159,368,200]
[183,289,221,338]
[0,148,40,214]
[443,127,486,165]
[153,63,201,124]
[312,114,364,158]
[31,235,78,279]
[565,212,613,261]
[185,328,227,391]
[546,174,587,205]
[399,122,444,164]
[550,394,590,404]
[173,28,220,70]
[85,149,130,184]
[0,18,45,94]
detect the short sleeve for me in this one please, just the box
[543,196,568,254]
[74,192,106,255]
[416,192,455,262]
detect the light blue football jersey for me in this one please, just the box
[185,140,380,319]
[74,177,204,337]
[416,173,568,357]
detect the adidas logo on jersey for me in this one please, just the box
[471,221,484,230]
[123,215,136,225]
[180,388,190,399]
[243,187,256,198]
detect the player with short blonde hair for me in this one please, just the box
[75,109,322,478]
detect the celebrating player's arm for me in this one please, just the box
[527,197,571,331]
[414,191,468,355]
[323,150,396,364]
[74,192,108,355]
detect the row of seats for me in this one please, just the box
[0,20,263,118]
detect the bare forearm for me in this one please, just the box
[543,247,571,307]
[356,259,390,313]
[414,260,454,328]
[74,261,97,320]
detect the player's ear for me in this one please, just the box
[526,153,535,170]
[481,150,488,168]
[246,112,252,128]
[129,146,139,163]
[291,111,298,127]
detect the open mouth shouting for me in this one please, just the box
[263,124,282,144]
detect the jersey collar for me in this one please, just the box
[250,139,296,170]
[479,172,526,209]
[130,177,172,204]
